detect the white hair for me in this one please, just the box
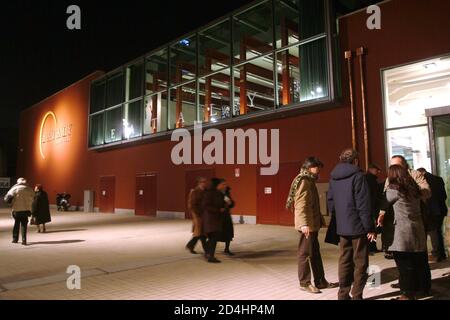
[17,178,27,185]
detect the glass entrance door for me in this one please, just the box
[432,114,450,207]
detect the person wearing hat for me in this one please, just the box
[286,157,338,294]
[4,178,35,245]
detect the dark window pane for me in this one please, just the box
[199,19,231,76]
[106,72,125,107]
[233,55,275,116]
[126,62,144,101]
[90,80,106,114]
[170,35,197,86]
[275,0,301,47]
[105,106,123,143]
[169,82,197,129]
[299,0,325,39]
[89,113,104,146]
[145,49,168,95]
[299,38,328,102]
[124,100,142,139]
[199,70,232,123]
[233,0,273,62]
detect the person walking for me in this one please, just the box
[417,168,447,263]
[4,178,35,245]
[31,184,51,233]
[202,178,226,263]
[218,183,235,256]
[384,165,430,300]
[287,157,338,294]
[365,164,382,254]
[185,177,208,255]
[327,149,376,300]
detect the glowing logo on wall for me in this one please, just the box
[39,111,73,160]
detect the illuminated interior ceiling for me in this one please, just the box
[386,56,450,112]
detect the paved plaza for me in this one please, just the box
[0,209,449,300]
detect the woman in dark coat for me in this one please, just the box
[218,184,235,256]
[32,185,51,233]
[202,178,226,263]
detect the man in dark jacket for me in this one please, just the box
[417,168,448,262]
[328,149,376,300]
[365,164,382,253]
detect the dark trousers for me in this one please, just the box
[12,211,30,242]
[206,232,219,258]
[338,235,369,300]
[393,251,431,296]
[186,236,207,253]
[428,215,447,259]
[298,231,326,287]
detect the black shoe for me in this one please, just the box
[384,253,394,260]
[185,245,198,254]
[12,240,18,244]
[207,257,221,263]
[390,283,400,289]
[22,242,27,246]
[224,250,235,256]
[316,281,339,289]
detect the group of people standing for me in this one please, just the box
[186,177,235,263]
[4,178,52,245]
[288,148,447,300]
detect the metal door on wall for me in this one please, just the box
[135,174,157,216]
[185,169,215,219]
[257,162,300,226]
[99,176,115,214]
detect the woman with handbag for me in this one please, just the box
[31,185,52,233]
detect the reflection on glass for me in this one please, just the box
[199,71,232,123]
[387,126,431,171]
[145,49,168,95]
[89,113,104,146]
[126,61,144,102]
[144,93,168,134]
[124,100,142,139]
[90,80,106,114]
[106,72,125,108]
[434,115,450,207]
[233,0,273,62]
[105,106,123,143]
[169,82,197,129]
[199,19,231,76]
[170,35,197,86]
[233,55,275,116]
[276,46,300,106]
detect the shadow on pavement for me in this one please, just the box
[41,229,87,234]
[28,240,85,245]
[234,250,293,259]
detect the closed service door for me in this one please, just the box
[135,174,157,216]
[99,176,116,214]
[257,162,299,226]
[185,169,215,219]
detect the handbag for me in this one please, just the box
[325,213,339,246]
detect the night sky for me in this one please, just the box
[1,0,257,129]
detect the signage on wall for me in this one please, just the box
[0,177,10,189]
[39,111,73,160]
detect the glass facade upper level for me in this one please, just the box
[89,0,336,148]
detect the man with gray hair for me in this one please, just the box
[4,178,35,245]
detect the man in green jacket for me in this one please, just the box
[287,157,338,294]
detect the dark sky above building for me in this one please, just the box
[0,0,379,130]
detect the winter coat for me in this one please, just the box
[423,172,447,217]
[218,189,235,242]
[385,188,427,252]
[365,173,382,219]
[328,163,374,236]
[32,190,52,225]
[293,175,325,233]
[4,183,34,213]
[187,187,205,237]
[202,189,226,235]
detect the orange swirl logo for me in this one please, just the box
[39,111,73,160]
[40,111,57,160]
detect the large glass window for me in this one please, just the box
[105,106,123,144]
[233,0,273,62]
[106,72,125,108]
[124,100,142,139]
[170,35,197,86]
[145,49,168,95]
[168,81,197,129]
[144,92,168,134]
[199,19,231,76]
[199,70,232,123]
[233,55,275,116]
[126,61,144,101]
[89,113,104,147]
[90,80,106,114]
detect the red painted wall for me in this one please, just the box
[17,0,450,218]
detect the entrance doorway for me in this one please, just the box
[185,169,215,219]
[99,176,115,213]
[135,174,157,216]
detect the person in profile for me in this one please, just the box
[4,178,35,245]
[217,182,235,256]
[31,184,52,233]
[185,177,208,255]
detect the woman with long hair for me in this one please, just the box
[386,165,430,300]
[31,184,52,233]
